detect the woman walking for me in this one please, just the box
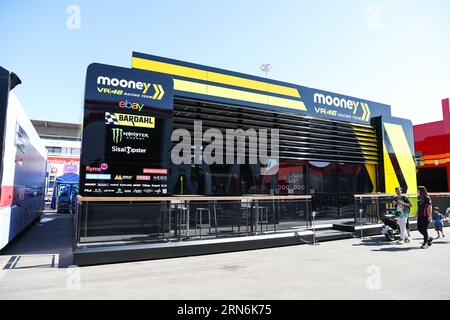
[415,186,433,249]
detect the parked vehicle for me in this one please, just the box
[0,67,47,250]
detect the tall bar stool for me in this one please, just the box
[195,201,218,238]
[255,201,270,233]
[170,200,189,239]
[237,199,252,235]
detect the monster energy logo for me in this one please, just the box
[112,128,123,143]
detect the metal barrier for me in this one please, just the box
[75,195,312,244]
[354,193,418,225]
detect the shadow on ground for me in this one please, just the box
[0,211,74,269]
[352,235,450,252]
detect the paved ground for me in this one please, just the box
[0,213,449,300]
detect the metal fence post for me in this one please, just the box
[359,208,364,239]
[312,211,316,245]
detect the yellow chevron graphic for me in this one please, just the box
[364,103,371,121]
[158,84,164,100]
[353,102,358,115]
[151,84,165,100]
[361,103,367,122]
[152,84,160,100]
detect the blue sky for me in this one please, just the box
[1,0,449,125]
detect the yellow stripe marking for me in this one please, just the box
[173,79,307,111]
[132,57,301,98]
[383,144,400,193]
[365,164,377,192]
[384,123,417,194]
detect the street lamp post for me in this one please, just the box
[260,64,272,79]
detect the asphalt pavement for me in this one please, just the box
[0,213,449,300]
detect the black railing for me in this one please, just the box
[75,195,312,244]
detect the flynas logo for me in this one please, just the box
[86,163,108,173]
[112,128,123,143]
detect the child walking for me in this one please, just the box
[433,207,445,239]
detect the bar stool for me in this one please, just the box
[255,203,270,233]
[195,207,210,238]
[195,201,219,238]
[237,199,252,235]
[170,201,189,239]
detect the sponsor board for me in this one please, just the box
[81,63,173,197]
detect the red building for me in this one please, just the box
[414,98,450,192]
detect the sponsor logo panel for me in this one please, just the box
[85,163,108,172]
[143,168,168,174]
[86,174,111,180]
[105,112,155,128]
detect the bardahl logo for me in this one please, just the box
[105,112,155,128]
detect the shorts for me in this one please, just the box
[435,227,443,231]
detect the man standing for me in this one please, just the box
[392,187,412,244]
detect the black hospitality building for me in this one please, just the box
[74,53,417,264]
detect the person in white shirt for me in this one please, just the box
[392,187,412,244]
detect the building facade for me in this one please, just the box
[414,98,450,192]
[31,120,81,200]
[79,53,417,223]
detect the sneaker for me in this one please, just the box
[421,243,429,249]
[443,234,446,238]
[427,237,433,247]
[397,240,404,244]
[405,238,411,243]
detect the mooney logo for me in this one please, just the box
[97,76,151,94]
[112,128,123,143]
[97,76,165,100]
[105,112,155,128]
[313,93,371,121]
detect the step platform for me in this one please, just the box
[73,230,315,266]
